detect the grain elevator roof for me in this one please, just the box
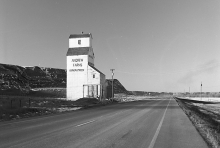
[66,47,91,56]
[69,34,92,38]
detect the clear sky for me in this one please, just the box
[1,0,220,92]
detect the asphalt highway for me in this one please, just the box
[0,97,208,148]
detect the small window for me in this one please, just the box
[93,74,95,78]
[78,40,81,45]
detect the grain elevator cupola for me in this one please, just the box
[67,33,95,67]
[66,33,106,100]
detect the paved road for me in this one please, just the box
[0,97,208,148]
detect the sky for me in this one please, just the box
[0,0,220,92]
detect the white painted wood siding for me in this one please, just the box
[67,55,88,100]
[69,37,90,48]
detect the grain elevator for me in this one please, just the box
[66,33,107,100]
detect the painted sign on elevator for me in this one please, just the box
[72,59,83,67]
[67,55,87,72]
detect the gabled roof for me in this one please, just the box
[69,34,92,38]
[66,47,90,56]
[89,65,105,76]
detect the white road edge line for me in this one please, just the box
[75,120,96,127]
[148,98,171,148]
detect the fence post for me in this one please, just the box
[20,99,21,108]
[29,98,30,107]
[11,99,13,109]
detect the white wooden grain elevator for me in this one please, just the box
[66,33,107,100]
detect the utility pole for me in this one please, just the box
[201,82,202,101]
[110,69,115,100]
[189,87,190,97]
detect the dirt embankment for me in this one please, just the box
[175,98,220,148]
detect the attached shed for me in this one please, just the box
[82,65,107,99]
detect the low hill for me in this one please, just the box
[0,63,66,95]
[106,79,130,94]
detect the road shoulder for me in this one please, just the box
[153,98,208,148]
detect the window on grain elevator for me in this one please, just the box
[78,40,81,45]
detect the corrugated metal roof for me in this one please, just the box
[69,34,92,38]
[66,47,90,56]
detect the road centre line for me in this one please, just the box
[74,102,151,128]
[75,119,96,127]
[148,98,171,148]
[74,109,130,128]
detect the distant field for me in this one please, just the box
[179,93,220,98]
[29,88,66,98]
[0,87,66,98]
[0,88,66,98]
[178,97,220,103]
[114,93,172,102]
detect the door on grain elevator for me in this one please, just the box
[83,84,99,98]
[88,85,94,97]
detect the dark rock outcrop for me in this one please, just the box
[0,63,66,95]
